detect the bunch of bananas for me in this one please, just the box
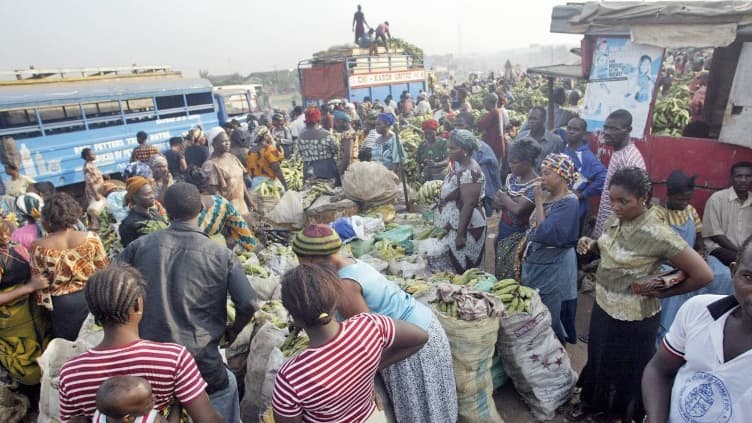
[434,300,459,319]
[281,158,304,191]
[254,180,284,199]
[491,279,535,313]
[403,280,430,296]
[652,96,690,137]
[97,210,122,258]
[414,226,446,240]
[416,180,443,206]
[255,300,289,329]
[373,239,405,260]
[301,181,334,209]
[244,263,269,278]
[453,268,489,286]
[140,219,168,235]
[280,327,309,358]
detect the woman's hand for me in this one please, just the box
[27,274,50,291]
[577,237,596,255]
[533,181,544,201]
[455,232,467,249]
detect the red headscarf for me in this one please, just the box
[421,119,439,131]
[304,107,321,125]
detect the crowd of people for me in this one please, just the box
[0,64,747,423]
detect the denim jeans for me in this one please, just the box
[210,368,242,423]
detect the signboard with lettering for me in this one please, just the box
[348,70,426,89]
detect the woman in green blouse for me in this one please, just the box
[416,119,448,181]
[570,167,712,423]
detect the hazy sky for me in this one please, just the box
[0,0,581,77]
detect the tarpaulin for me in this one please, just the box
[631,23,738,48]
[300,63,346,101]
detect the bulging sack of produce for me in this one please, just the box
[268,190,305,227]
[253,180,285,216]
[0,137,20,167]
[226,321,256,375]
[343,161,400,205]
[241,322,288,423]
[435,311,504,423]
[358,254,389,273]
[259,244,299,276]
[496,292,576,421]
[413,238,449,258]
[38,338,90,423]
[388,255,427,278]
[248,274,282,302]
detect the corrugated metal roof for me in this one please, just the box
[527,64,584,80]
[0,77,212,109]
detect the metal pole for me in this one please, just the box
[547,77,555,131]
[394,130,410,207]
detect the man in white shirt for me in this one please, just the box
[702,161,752,266]
[290,106,306,140]
[415,94,432,116]
[642,235,752,423]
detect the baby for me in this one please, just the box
[92,376,166,423]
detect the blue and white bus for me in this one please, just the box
[0,67,220,188]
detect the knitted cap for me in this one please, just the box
[292,224,343,256]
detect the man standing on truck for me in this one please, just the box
[352,5,369,44]
[375,21,391,54]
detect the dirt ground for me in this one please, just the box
[484,214,591,423]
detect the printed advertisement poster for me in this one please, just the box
[582,38,664,138]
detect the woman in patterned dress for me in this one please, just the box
[434,129,487,273]
[185,167,258,252]
[29,193,109,340]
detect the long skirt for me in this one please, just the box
[495,230,525,280]
[51,290,89,341]
[381,316,458,423]
[444,225,486,274]
[521,244,576,342]
[578,302,660,422]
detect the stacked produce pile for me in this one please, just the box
[651,75,692,136]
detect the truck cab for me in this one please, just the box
[213,84,261,126]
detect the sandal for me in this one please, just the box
[565,404,589,422]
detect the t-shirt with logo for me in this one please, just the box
[663,295,752,423]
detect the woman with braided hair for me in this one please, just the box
[57,264,222,423]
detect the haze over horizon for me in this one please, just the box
[0,0,581,76]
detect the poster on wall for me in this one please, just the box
[581,38,664,138]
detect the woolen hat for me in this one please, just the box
[292,224,343,256]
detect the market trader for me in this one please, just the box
[118,183,256,423]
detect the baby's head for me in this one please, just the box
[95,376,155,423]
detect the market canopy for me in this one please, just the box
[551,1,752,48]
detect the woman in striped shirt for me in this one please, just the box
[272,264,427,423]
[58,264,222,423]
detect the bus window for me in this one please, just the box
[83,101,123,129]
[124,98,156,124]
[0,108,42,139]
[224,94,250,117]
[187,92,214,115]
[156,95,187,119]
[38,104,86,135]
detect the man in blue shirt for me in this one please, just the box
[563,117,606,225]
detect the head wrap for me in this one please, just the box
[378,113,396,126]
[541,153,577,187]
[255,125,270,140]
[333,110,351,122]
[15,193,43,220]
[292,224,343,257]
[366,109,380,121]
[149,154,168,170]
[449,129,479,153]
[421,119,439,131]
[125,176,152,206]
[272,112,284,122]
[304,107,321,125]
[123,161,153,180]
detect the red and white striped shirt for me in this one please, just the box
[593,142,646,238]
[272,313,396,423]
[58,339,207,422]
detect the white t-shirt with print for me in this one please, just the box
[663,294,752,423]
